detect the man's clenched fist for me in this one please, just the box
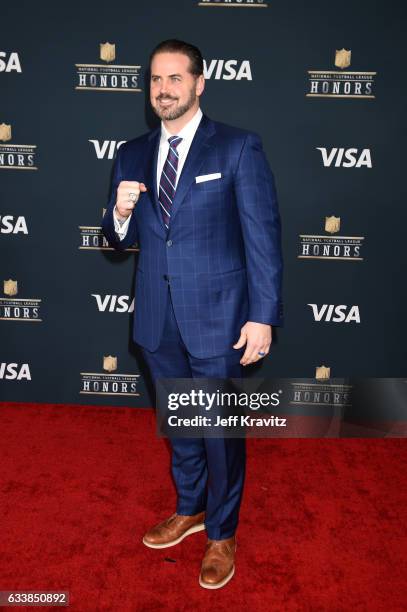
[115,180,147,220]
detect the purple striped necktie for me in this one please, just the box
[159,135,183,229]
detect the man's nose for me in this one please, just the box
[159,80,171,95]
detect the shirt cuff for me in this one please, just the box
[113,206,132,240]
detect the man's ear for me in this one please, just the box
[196,74,205,97]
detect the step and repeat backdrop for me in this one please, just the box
[1,0,406,407]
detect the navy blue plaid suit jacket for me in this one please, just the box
[102,113,283,359]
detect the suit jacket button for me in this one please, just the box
[166,239,173,247]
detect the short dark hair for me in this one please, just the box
[149,39,204,76]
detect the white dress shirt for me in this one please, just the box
[114,106,203,240]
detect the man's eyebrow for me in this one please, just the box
[151,73,183,78]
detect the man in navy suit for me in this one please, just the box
[102,39,283,589]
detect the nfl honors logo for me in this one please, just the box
[75,42,142,92]
[79,208,138,251]
[0,280,42,322]
[298,216,365,261]
[307,49,376,99]
[0,123,38,170]
[80,355,140,396]
[290,366,352,413]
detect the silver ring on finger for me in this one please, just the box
[258,351,266,357]
[128,192,137,202]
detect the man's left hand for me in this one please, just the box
[233,322,272,366]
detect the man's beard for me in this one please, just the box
[153,88,197,121]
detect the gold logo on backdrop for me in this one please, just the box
[335,49,351,69]
[4,279,18,296]
[75,43,141,93]
[103,355,117,372]
[0,123,12,142]
[298,217,365,260]
[0,280,42,322]
[100,42,116,63]
[307,49,375,99]
[80,356,140,395]
[325,216,341,234]
[0,123,37,170]
[316,365,331,380]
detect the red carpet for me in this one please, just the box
[0,402,406,611]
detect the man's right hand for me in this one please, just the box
[115,180,147,219]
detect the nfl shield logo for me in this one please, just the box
[100,42,116,63]
[325,216,341,234]
[335,49,351,69]
[4,279,18,296]
[103,355,117,372]
[316,365,330,380]
[0,123,12,142]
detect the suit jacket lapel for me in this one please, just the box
[144,127,166,235]
[144,114,216,235]
[168,114,215,229]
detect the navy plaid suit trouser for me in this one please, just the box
[140,286,246,540]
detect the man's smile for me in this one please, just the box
[158,98,177,107]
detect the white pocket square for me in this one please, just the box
[195,172,222,184]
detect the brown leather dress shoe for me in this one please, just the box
[142,511,206,549]
[199,536,236,589]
